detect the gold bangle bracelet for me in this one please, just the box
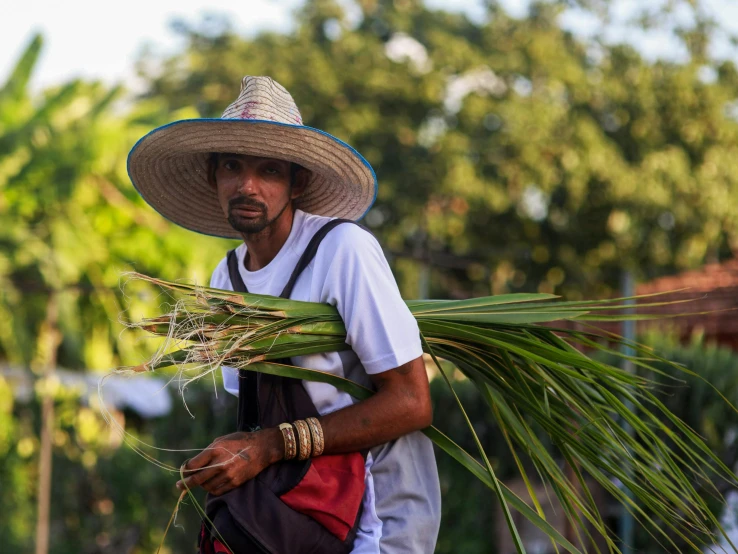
[293,420,312,461]
[278,423,297,460]
[306,417,324,457]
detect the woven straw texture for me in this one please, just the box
[127,76,376,238]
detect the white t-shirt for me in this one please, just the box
[209,209,440,553]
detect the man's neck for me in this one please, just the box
[240,209,296,271]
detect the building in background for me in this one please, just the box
[635,258,738,350]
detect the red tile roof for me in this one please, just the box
[638,258,738,295]
[635,259,738,342]
[552,258,738,350]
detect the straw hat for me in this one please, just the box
[127,76,377,238]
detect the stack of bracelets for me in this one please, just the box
[278,417,325,461]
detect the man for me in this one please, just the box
[128,76,440,553]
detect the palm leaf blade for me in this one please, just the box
[120,274,738,552]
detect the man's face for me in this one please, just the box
[212,154,302,235]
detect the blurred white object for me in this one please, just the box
[1,365,171,418]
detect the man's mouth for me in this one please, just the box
[232,206,262,215]
[230,203,265,217]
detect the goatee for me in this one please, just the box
[227,197,269,234]
[226,196,292,235]
[228,212,270,234]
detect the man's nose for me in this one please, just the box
[237,169,258,194]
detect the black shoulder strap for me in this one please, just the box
[226,249,256,429]
[226,249,247,293]
[225,218,362,298]
[225,218,362,431]
[278,218,357,299]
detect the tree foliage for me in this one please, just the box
[140,0,738,300]
[0,34,228,370]
[0,34,233,553]
[3,0,738,551]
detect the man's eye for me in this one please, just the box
[223,161,239,171]
[264,167,280,175]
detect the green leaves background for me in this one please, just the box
[4,0,738,551]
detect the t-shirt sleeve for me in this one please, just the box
[315,224,422,374]
[209,256,230,289]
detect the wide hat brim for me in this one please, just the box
[127,119,377,239]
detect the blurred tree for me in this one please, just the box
[2,0,738,551]
[0,373,239,553]
[0,35,228,370]
[0,34,229,552]
[138,0,738,300]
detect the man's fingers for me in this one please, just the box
[177,442,243,490]
[213,432,242,444]
[185,448,214,471]
[210,479,236,497]
[202,474,232,495]
[176,436,255,492]
[199,465,233,489]
[185,440,236,471]
[181,465,221,489]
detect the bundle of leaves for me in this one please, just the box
[118,273,738,554]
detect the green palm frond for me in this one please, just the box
[122,272,738,553]
[0,33,43,103]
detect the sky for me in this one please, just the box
[2,0,738,92]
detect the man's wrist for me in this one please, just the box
[261,427,286,465]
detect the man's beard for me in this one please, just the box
[227,196,290,235]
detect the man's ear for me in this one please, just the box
[290,167,311,200]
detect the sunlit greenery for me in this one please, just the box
[3,0,738,551]
[143,0,738,299]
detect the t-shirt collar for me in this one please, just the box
[236,209,305,284]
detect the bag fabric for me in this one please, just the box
[200,219,367,554]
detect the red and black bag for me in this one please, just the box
[199,219,367,554]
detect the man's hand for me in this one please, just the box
[176,428,284,496]
[176,355,431,495]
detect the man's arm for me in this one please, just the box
[176,355,431,496]
[319,355,431,452]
